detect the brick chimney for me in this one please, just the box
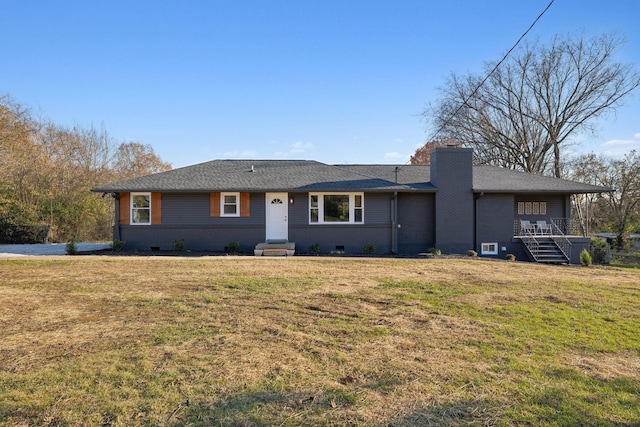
[430,147,474,254]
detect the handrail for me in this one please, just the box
[550,220,572,261]
[516,221,541,261]
[514,219,571,263]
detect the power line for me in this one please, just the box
[404,0,555,169]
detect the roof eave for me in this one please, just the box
[473,188,614,194]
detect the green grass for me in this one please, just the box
[0,256,638,426]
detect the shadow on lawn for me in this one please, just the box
[168,386,639,426]
[168,390,499,426]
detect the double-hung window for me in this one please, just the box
[131,193,151,225]
[309,193,364,224]
[221,192,240,217]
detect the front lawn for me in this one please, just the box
[0,257,638,426]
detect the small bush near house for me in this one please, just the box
[505,253,516,261]
[172,239,185,251]
[590,238,610,264]
[112,240,125,251]
[467,250,477,257]
[226,241,240,253]
[65,238,77,255]
[309,243,320,255]
[580,248,592,266]
[428,247,441,255]
[363,243,376,254]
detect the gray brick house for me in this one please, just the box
[92,147,610,263]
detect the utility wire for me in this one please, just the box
[401,0,555,171]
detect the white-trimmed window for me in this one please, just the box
[481,242,498,255]
[221,192,240,217]
[131,192,151,225]
[309,193,364,224]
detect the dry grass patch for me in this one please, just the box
[0,256,638,426]
[566,352,640,381]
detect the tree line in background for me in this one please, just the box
[568,151,640,250]
[0,95,171,243]
[416,32,640,249]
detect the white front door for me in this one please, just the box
[265,193,288,241]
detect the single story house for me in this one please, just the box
[92,147,610,263]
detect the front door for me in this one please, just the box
[265,193,288,241]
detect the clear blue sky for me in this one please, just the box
[2,0,639,168]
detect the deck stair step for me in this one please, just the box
[521,237,569,264]
[254,240,295,257]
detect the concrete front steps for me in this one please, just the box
[254,240,295,256]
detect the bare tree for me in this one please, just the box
[571,151,640,249]
[425,32,640,177]
[113,141,171,179]
[565,153,607,236]
[597,151,640,250]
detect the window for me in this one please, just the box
[481,242,498,255]
[309,193,364,224]
[221,192,240,217]
[131,193,151,224]
[354,194,363,222]
[517,201,547,216]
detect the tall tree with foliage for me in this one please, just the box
[424,32,640,177]
[0,95,172,242]
[409,138,460,165]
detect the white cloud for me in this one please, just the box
[273,141,314,158]
[384,151,403,159]
[602,138,637,147]
[290,141,313,153]
[599,133,640,156]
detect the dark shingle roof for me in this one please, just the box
[472,165,609,193]
[92,160,421,193]
[92,160,610,194]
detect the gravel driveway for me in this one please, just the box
[0,243,112,256]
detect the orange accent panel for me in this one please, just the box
[240,192,250,217]
[119,193,130,224]
[151,193,162,224]
[210,192,220,217]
